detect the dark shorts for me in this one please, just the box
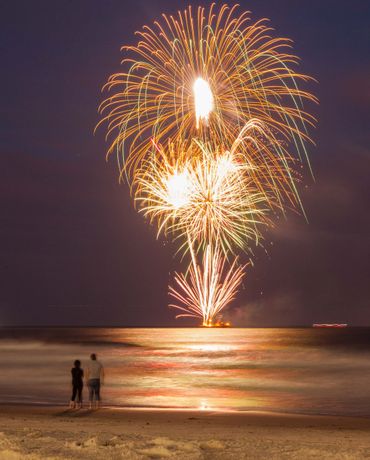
[88,378,100,401]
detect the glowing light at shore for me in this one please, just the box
[169,242,246,326]
[193,78,214,129]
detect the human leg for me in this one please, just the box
[70,385,77,408]
[95,380,101,408]
[77,385,83,407]
[88,379,100,408]
[88,380,94,408]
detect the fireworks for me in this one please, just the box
[98,3,316,181]
[169,241,246,327]
[193,78,214,129]
[98,4,316,326]
[135,137,268,256]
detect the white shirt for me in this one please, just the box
[87,360,103,379]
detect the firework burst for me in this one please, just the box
[98,3,316,181]
[135,136,268,256]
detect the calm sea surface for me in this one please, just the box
[0,327,370,416]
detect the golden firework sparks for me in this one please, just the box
[135,136,269,255]
[169,240,246,326]
[193,77,214,129]
[97,3,316,181]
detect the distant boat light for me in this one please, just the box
[312,324,348,328]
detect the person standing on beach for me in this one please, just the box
[86,353,104,409]
[70,360,84,409]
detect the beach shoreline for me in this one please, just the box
[1,405,370,459]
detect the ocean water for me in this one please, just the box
[0,327,370,417]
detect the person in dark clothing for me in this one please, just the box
[69,359,84,408]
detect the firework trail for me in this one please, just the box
[169,240,246,327]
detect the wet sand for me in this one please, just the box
[0,405,370,459]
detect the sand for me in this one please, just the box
[0,405,369,459]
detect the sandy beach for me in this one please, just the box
[0,405,369,459]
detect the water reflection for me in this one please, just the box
[0,327,370,416]
[187,344,234,352]
[198,400,211,411]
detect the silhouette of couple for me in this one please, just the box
[69,353,104,409]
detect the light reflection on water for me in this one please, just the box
[0,327,370,416]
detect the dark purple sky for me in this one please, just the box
[1,1,369,326]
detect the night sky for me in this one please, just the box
[1,1,369,327]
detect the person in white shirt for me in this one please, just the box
[86,353,104,409]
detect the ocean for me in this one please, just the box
[1,327,369,416]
